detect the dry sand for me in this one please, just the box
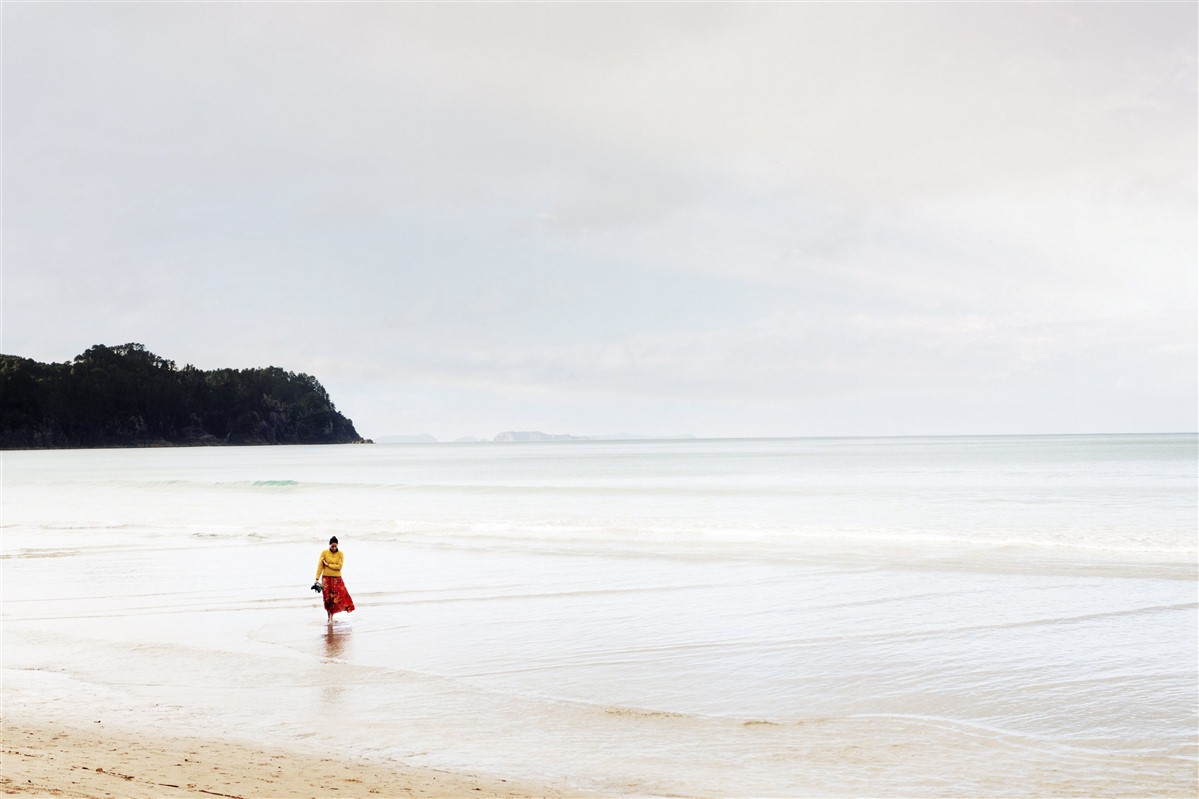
[1,720,576,799]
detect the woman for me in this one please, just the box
[314,536,355,625]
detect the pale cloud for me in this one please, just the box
[3,2,1195,438]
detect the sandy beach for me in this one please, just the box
[1,719,573,799]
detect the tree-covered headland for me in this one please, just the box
[0,344,369,449]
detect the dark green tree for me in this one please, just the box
[0,344,365,449]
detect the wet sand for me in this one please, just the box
[0,719,573,799]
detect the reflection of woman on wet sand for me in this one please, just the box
[314,536,355,625]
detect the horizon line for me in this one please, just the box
[370,430,1198,444]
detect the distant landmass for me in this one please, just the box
[493,431,588,442]
[377,432,697,443]
[374,434,439,444]
[491,431,696,442]
[0,343,368,449]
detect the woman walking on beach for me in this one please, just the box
[314,536,355,625]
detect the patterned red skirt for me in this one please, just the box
[322,576,355,615]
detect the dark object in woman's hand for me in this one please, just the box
[311,582,323,593]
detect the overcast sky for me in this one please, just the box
[3,2,1195,440]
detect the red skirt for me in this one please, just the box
[322,576,355,615]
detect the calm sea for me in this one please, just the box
[3,434,1196,796]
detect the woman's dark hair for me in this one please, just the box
[329,536,338,545]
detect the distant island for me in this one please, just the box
[0,343,368,449]
[493,431,589,442]
[492,431,696,442]
[377,431,697,443]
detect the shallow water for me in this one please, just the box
[3,435,1196,796]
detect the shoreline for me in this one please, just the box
[0,718,578,799]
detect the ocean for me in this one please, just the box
[2,434,1196,796]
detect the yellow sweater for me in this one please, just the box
[316,548,343,579]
